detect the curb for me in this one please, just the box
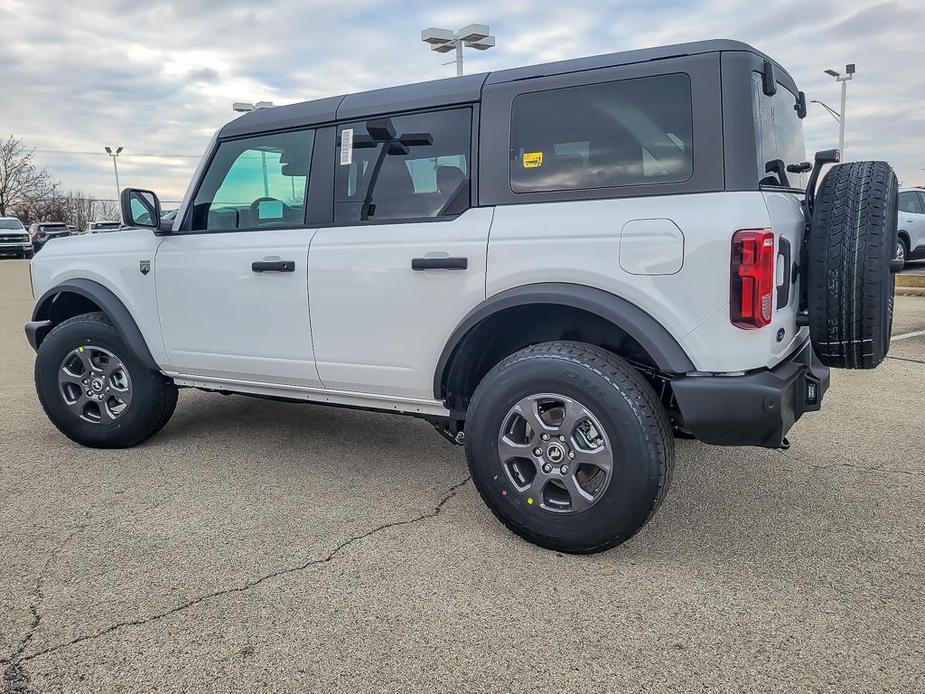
[897,274,925,290]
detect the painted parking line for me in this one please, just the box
[891,329,925,342]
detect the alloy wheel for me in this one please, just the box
[58,346,133,423]
[497,393,613,514]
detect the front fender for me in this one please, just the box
[30,278,159,371]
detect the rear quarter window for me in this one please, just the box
[751,72,807,189]
[509,73,694,193]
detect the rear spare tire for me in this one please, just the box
[807,160,898,369]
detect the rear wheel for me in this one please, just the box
[465,341,673,554]
[35,312,177,448]
[807,161,898,369]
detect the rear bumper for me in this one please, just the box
[670,340,830,448]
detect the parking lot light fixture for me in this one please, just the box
[824,64,855,159]
[233,101,274,113]
[104,146,123,205]
[421,24,495,77]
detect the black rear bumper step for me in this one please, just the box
[670,340,830,448]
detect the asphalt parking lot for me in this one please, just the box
[1,259,923,693]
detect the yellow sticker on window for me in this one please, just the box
[522,151,543,169]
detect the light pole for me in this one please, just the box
[824,64,855,158]
[104,146,123,203]
[421,24,495,76]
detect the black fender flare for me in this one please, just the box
[30,278,159,371]
[433,283,695,399]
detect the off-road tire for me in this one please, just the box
[807,160,898,369]
[35,312,178,448]
[465,341,674,554]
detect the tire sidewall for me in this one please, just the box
[35,317,159,447]
[466,352,664,552]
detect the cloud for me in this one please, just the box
[1,0,923,201]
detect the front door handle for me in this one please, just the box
[252,260,295,272]
[411,257,468,271]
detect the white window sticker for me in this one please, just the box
[339,128,354,166]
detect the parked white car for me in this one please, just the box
[897,187,925,264]
[24,40,898,553]
[0,217,32,259]
[84,221,122,234]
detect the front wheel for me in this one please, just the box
[465,341,674,554]
[35,312,178,448]
[895,238,907,267]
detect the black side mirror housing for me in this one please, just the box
[120,188,162,230]
[795,91,807,119]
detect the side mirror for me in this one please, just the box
[120,188,162,229]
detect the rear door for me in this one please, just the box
[752,70,809,361]
[308,106,492,400]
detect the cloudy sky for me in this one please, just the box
[2,0,923,203]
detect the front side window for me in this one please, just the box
[752,73,807,189]
[335,108,471,223]
[510,74,693,193]
[899,191,924,214]
[190,129,315,231]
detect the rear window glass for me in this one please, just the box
[751,73,807,188]
[335,108,471,223]
[509,73,694,193]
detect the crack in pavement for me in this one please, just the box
[2,523,89,694]
[886,355,925,366]
[778,449,923,479]
[13,476,471,670]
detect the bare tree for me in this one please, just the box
[0,135,55,217]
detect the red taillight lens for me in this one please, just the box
[730,229,775,329]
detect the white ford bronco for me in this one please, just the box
[25,41,899,553]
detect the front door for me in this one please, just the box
[156,128,323,387]
[309,108,492,400]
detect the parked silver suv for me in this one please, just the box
[897,187,925,264]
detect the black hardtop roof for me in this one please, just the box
[220,39,793,139]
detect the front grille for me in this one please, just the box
[0,234,29,243]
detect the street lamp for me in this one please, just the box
[104,146,123,203]
[421,24,495,77]
[823,63,855,158]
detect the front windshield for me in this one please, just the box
[0,219,24,230]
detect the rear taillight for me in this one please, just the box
[730,229,775,330]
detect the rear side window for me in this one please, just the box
[509,74,693,193]
[190,129,315,231]
[751,73,807,188]
[899,191,925,214]
[335,108,471,224]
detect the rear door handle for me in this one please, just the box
[411,257,468,271]
[252,260,295,272]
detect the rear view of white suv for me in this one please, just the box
[24,40,899,553]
